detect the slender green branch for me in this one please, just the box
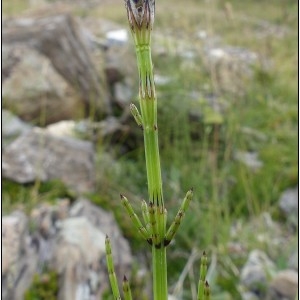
[123,276,133,300]
[130,103,143,127]
[197,252,210,300]
[204,281,211,300]
[105,236,121,299]
[121,194,151,241]
[141,199,151,234]
[164,189,193,246]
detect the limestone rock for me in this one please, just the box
[69,199,132,268]
[52,217,106,300]
[288,248,298,271]
[51,199,132,300]
[2,109,32,147]
[203,46,259,95]
[278,187,298,227]
[234,151,263,171]
[267,269,298,300]
[2,211,39,300]
[240,249,276,296]
[2,46,83,125]
[2,128,95,193]
[3,198,133,300]
[3,13,111,121]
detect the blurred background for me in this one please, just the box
[2,0,298,299]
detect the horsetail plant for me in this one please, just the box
[105,1,210,299]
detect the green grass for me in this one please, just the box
[2,0,297,298]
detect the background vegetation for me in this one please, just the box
[3,0,298,298]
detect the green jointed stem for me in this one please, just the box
[152,246,168,299]
[106,2,210,299]
[137,45,163,207]
[125,1,168,299]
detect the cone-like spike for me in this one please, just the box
[125,0,155,33]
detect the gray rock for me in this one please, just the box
[3,13,111,119]
[2,211,39,300]
[288,248,298,271]
[2,128,95,193]
[267,269,298,300]
[279,187,298,226]
[2,109,32,147]
[240,250,276,296]
[203,46,259,95]
[52,217,106,300]
[113,82,133,108]
[45,120,77,138]
[187,91,228,125]
[69,199,132,268]
[234,151,263,171]
[2,46,83,125]
[241,291,260,300]
[2,45,21,81]
[3,198,133,300]
[106,29,128,46]
[50,199,132,300]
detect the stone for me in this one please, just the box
[2,109,32,147]
[52,217,106,300]
[2,211,39,300]
[234,151,263,171]
[46,120,77,138]
[50,199,132,300]
[267,269,298,300]
[3,198,133,300]
[203,46,259,95]
[278,187,298,227]
[3,13,111,119]
[113,82,133,108]
[69,199,132,268]
[106,29,128,46]
[240,250,276,296]
[288,248,298,271]
[2,46,84,125]
[2,128,95,193]
[2,44,21,81]
[241,291,259,300]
